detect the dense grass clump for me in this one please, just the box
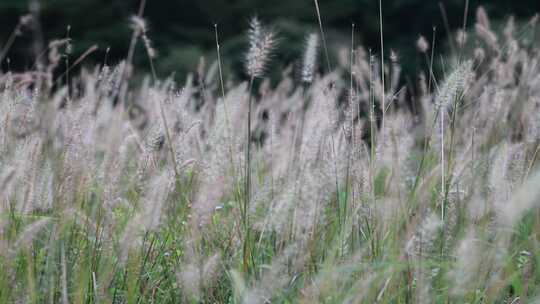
[1,5,540,303]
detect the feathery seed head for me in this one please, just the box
[130,16,147,33]
[474,48,486,62]
[19,14,33,27]
[302,33,319,83]
[529,14,539,27]
[390,49,398,63]
[245,17,276,78]
[436,60,472,108]
[475,24,498,50]
[416,35,429,53]
[476,6,490,29]
[130,16,157,58]
[456,30,468,47]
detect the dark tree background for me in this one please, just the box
[1,0,539,79]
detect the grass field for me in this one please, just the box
[1,3,540,303]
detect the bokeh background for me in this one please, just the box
[1,0,539,80]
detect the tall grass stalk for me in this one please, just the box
[133,15,180,181]
[379,0,386,147]
[243,16,275,273]
[342,23,356,249]
[117,0,147,106]
[369,49,377,203]
[313,0,331,72]
[214,23,238,181]
[0,15,33,65]
[244,75,254,272]
[440,100,445,221]
[458,0,471,62]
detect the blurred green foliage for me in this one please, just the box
[1,0,539,79]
